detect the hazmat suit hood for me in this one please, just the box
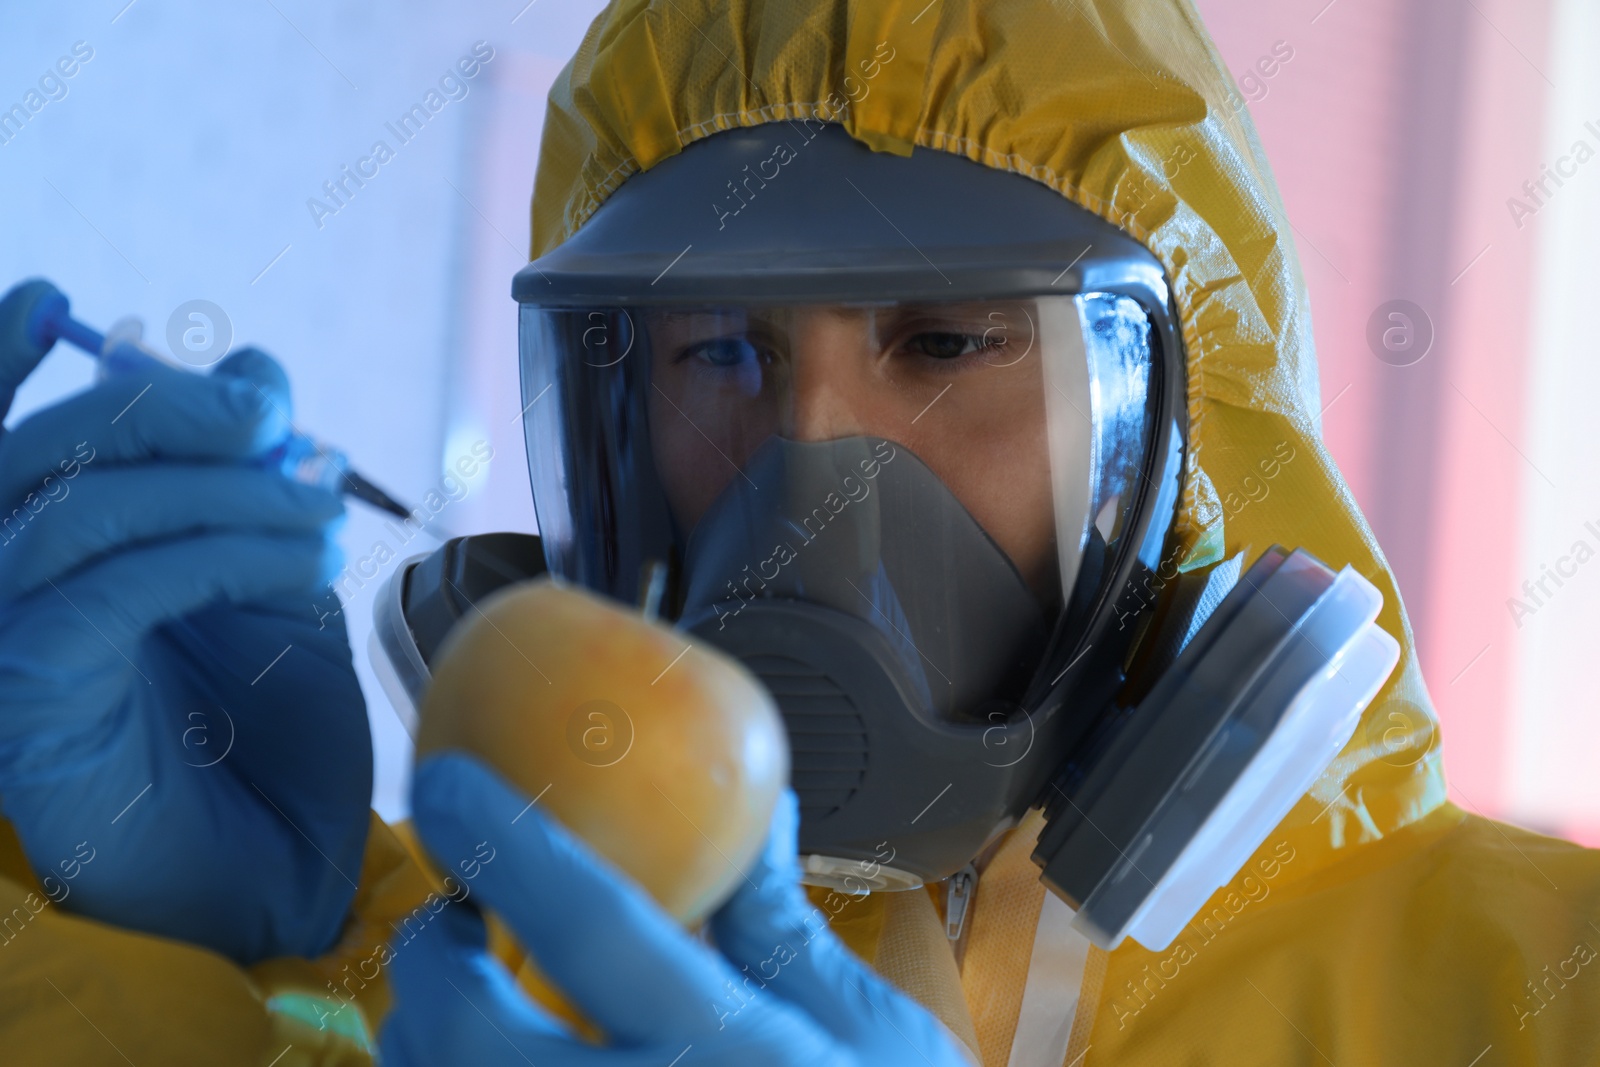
[526,0,1446,898]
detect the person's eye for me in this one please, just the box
[902,330,998,361]
[683,337,765,367]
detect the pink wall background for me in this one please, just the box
[1193,0,1570,836]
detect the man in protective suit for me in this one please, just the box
[0,0,1597,1064]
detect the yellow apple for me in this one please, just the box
[415,577,789,925]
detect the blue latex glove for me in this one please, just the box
[0,279,372,964]
[379,753,977,1066]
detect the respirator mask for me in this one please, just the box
[380,121,1399,951]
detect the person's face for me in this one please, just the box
[645,301,1058,598]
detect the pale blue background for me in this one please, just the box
[0,0,606,818]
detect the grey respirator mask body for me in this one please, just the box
[379,121,1400,952]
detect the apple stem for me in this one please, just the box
[638,559,668,621]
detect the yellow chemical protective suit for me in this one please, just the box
[4,1,1600,1065]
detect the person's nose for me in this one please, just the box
[784,315,871,442]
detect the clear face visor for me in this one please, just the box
[519,292,1158,722]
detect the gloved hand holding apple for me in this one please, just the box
[388,578,975,1065]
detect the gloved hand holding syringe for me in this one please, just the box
[0,275,400,965]
[12,279,431,528]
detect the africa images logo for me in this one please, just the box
[707,440,898,630]
[710,40,896,231]
[306,42,495,230]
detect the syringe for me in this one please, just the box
[16,282,421,524]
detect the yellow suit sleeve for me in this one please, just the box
[0,812,437,1067]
